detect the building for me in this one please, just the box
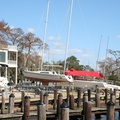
[0,45,18,84]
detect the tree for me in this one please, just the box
[0,20,10,45]
[98,50,120,82]
[59,56,82,70]
[20,32,43,68]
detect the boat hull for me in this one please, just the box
[23,71,73,83]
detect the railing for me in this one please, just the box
[8,60,17,65]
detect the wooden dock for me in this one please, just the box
[0,87,120,120]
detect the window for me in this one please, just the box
[0,52,6,62]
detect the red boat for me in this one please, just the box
[65,68,104,79]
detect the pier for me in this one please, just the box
[0,87,120,120]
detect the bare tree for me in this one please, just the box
[7,28,24,46]
[0,20,10,45]
[20,32,43,68]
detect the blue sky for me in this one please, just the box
[0,0,120,69]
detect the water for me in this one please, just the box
[76,112,120,120]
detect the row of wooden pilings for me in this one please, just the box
[0,87,119,120]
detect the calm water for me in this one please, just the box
[76,112,120,120]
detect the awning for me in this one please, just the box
[65,68,104,78]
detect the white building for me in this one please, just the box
[0,45,18,84]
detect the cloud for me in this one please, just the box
[82,54,95,58]
[50,49,64,55]
[27,28,35,33]
[117,35,120,39]
[10,26,15,29]
[47,36,62,41]
[69,49,83,54]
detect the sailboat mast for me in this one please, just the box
[64,0,73,72]
[103,37,109,79]
[40,0,50,70]
[95,36,102,71]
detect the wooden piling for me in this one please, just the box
[83,93,88,115]
[67,87,70,105]
[96,88,100,94]
[105,88,108,104]
[110,93,116,104]
[113,89,117,96]
[77,88,82,108]
[57,93,63,120]
[21,91,25,112]
[37,102,46,120]
[43,92,49,111]
[1,90,5,114]
[84,101,92,120]
[60,101,69,120]
[40,91,44,103]
[110,88,113,94]
[69,95,74,109]
[8,93,15,114]
[88,89,91,101]
[106,101,115,120]
[23,96,30,120]
[119,93,120,106]
[53,89,57,109]
[95,93,100,107]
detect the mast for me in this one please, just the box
[95,36,102,71]
[64,0,74,72]
[40,0,50,70]
[103,37,109,81]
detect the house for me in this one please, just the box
[0,45,18,84]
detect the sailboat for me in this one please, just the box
[23,0,73,85]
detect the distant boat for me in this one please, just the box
[23,70,73,85]
[65,68,120,90]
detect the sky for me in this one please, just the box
[0,0,120,70]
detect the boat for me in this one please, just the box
[65,68,120,90]
[0,77,9,91]
[23,70,73,85]
[23,0,74,86]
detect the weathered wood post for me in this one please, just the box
[37,102,46,120]
[105,88,108,104]
[40,90,44,103]
[96,88,100,94]
[60,101,69,120]
[53,89,57,109]
[83,93,88,115]
[57,93,63,120]
[113,88,117,96]
[1,90,5,114]
[119,93,120,106]
[23,96,30,120]
[106,101,115,120]
[67,87,70,106]
[69,95,74,109]
[95,93,100,107]
[110,88,113,94]
[85,101,92,120]
[21,90,25,112]
[88,89,91,101]
[8,93,15,113]
[43,92,49,111]
[77,88,82,108]
[110,93,116,104]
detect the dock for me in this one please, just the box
[0,87,120,120]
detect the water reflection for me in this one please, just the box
[92,112,119,120]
